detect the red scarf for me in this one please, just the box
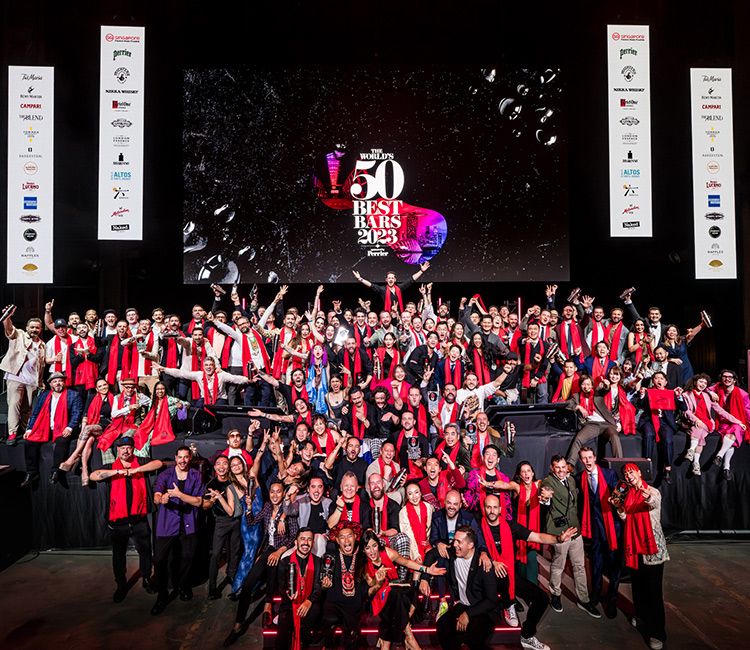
[377,457,397,482]
[395,429,423,479]
[134,397,175,449]
[351,401,368,440]
[389,380,410,405]
[552,373,579,402]
[190,342,207,400]
[208,327,234,369]
[272,327,296,379]
[420,472,451,508]
[28,390,69,442]
[633,332,653,365]
[470,431,492,469]
[646,389,676,442]
[471,347,491,385]
[481,516,515,599]
[367,549,398,617]
[591,356,609,387]
[164,332,184,368]
[409,327,426,349]
[508,328,522,354]
[579,391,595,416]
[558,320,583,361]
[106,336,135,385]
[580,466,618,550]
[623,486,657,569]
[52,334,72,383]
[522,338,545,388]
[241,329,271,374]
[186,319,203,335]
[515,482,541,562]
[606,322,625,361]
[692,390,713,429]
[86,392,115,425]
[410,403,428,437]
[376,347,400,379]
[109,456,148,521]
[296,410,312,427]
[343,495,361,523]
[313,430,336,455]
[442,358,462,388]
[434,439,460,465]
[98,393,138,450]
[140,331,155,376]
[590,321,606,347]
[289,552,316,650]
[715,386,749,427]
[405,501,430,559]
[604,385,636,434]
[384,285,403,314]
[342,349,363,388]
[371,496,390,532]
[201,371,220,405]
[353,324,373,350]
[73,336,98,389]
[291,383,310,404]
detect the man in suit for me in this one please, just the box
[555,304,590,364]
[576,342,617,387]
[575,447,623,619]
[430,489,482,551]
[565,376,624,465]
[541,456,601,619]
[294,477,333,557]
[643,346,681,388]
[622,290,665,347]
[633,377,687,484]
[405,330,440,388]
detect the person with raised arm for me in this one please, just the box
[352,262,430,313]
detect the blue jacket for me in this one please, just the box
[27,388,83,437]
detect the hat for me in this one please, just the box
[53,318,67,328]
[120,378,137,387]
[115,436,135,448]
[505,352,520,361]
[102,309,117,317]
[48,371,66,383]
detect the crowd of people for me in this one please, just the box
[2,274,748,650]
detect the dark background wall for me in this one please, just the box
[1,0,747,378]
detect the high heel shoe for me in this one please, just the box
[59,458,78,472]
[404,625,422,650]
[81,474,90,487]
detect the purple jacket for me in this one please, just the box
[154,467,205,537]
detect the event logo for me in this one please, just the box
[23,228,37,242]
[708,259,724,269]
[114,67,130,83]
[22,263,39,273]
[105,33,141,43]
[19,214,41,223]
[701,114,722,122]
[20,86,42,99]
[619,48,637,58]
[622,150,638,163]
[111,118,132,128]
[621,132,638,143]
[23,196,38,210]
[23,162,38,175]
[705,127,720,141]
[707,161,720,174]
[612,32,646,42]
[704,212,724,220]
[111,224,130,231]
[709,225,721,238]
[620,116,639,126]
[708,195,721,207]
[706,180,721,189]
[623,183,639,196]
[621,66,636,82]
[113,187,129,199]
[21,73,42,81]
[113,49,132,60]
[111,207,130,218]
[113,135,130,146]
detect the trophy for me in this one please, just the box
[608,480,630,509]
[373,506,382,534]
[619,287,636,301]
[211,283,226,295]
[322,554,335,582]
[503,421,515,447]
[407,435,420,460]
[0,304,15,323]
[388,467,407,491]
[700,310,713,329]
[567,287,581,304]
[465,421,478,445]
[427,390,439,412]
[287,561,297,596]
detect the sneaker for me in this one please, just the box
[685,448,695,462]
[713,455,724,467]
[648,638,664,650]
[550,594,563,612]
[692,463,701,476]
[577,601,602,618]
[504,604,519,627]
[6,433,17,446]
[723,468,733,481]
[521,636,550,650]
[436,600,449,621]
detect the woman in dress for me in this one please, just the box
[326,374,349,423]
[662,323,702,385]
[132,381,184,458]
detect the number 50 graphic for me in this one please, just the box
[350,160,405,200]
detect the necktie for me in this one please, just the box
[566,324,573,354]
[589,471,597,493]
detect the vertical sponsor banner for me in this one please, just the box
[691,69,736,279]
[607,25,652,237]
[7,66,54,283]
[98,26,145,240]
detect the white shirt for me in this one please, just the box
[45,336,74,374]
[446,514,458,539]
[49,391,63,429]
[215,321,268,370]
[455,554,473,606]
[456,382,497,412]
[5,340,41,386]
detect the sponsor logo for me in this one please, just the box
[709,226,721,238]
[111,224,130,231]
[612,32,646,42]
[622,220,640,229]
[112,135,130,146]
[113,152,129,165]
[113,187,129,199]
[105,89,139,95]
[20,103,42,109]
[702,74,722,83]
[704,212,724,221]
[113,49,132,60]
[705,127,720,141]
[701,114,722,122]
[23,162,38,175]
[706,180,721,189]
[111,171,132,181]
[621,132,638,143]
[708,195,721,207]
[21,73,43,81]
[622,204,639,215]
[620,98,638,109]
[708,259,724,269]
[114,67,130,83]
[105,33,141,43]
[621,66,636,81]
[19,214,41,223]
[620,48,637,58]
[707,161,720,174]
[111,207,130,218]
[621,168,640,177]
[701,104,721,110]
[622,150,638,163]
[111,118,132,128]
[22,182,39,190]
[623,183,639,196]
[619,116,639,126]
[711,243,720,250]
[23,228,37,242]
[22,263,39,273]
[23,196,38,210]
[18,114,43,121]
[22,126,39,141]
[112,100,131,110]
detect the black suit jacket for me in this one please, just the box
[276,553,323,610]
[405,344,439,388]
[575,465,623,542]
[445,550,499,619]
[430,508,483,549]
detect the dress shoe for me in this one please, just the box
[663,469,672,485]
[605,601,618,619]
[20,472,38,488]
[261,609,273,627]
[179,588,193,601]
[113,585,127,603]
[208,589,221,600]
[6,433,17,446]
[723,468,733,481]
[49,469,61,485]
[151,599,168,616]
[223,629,241,647]
[713,454,724,467]
[142,577,156,594]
